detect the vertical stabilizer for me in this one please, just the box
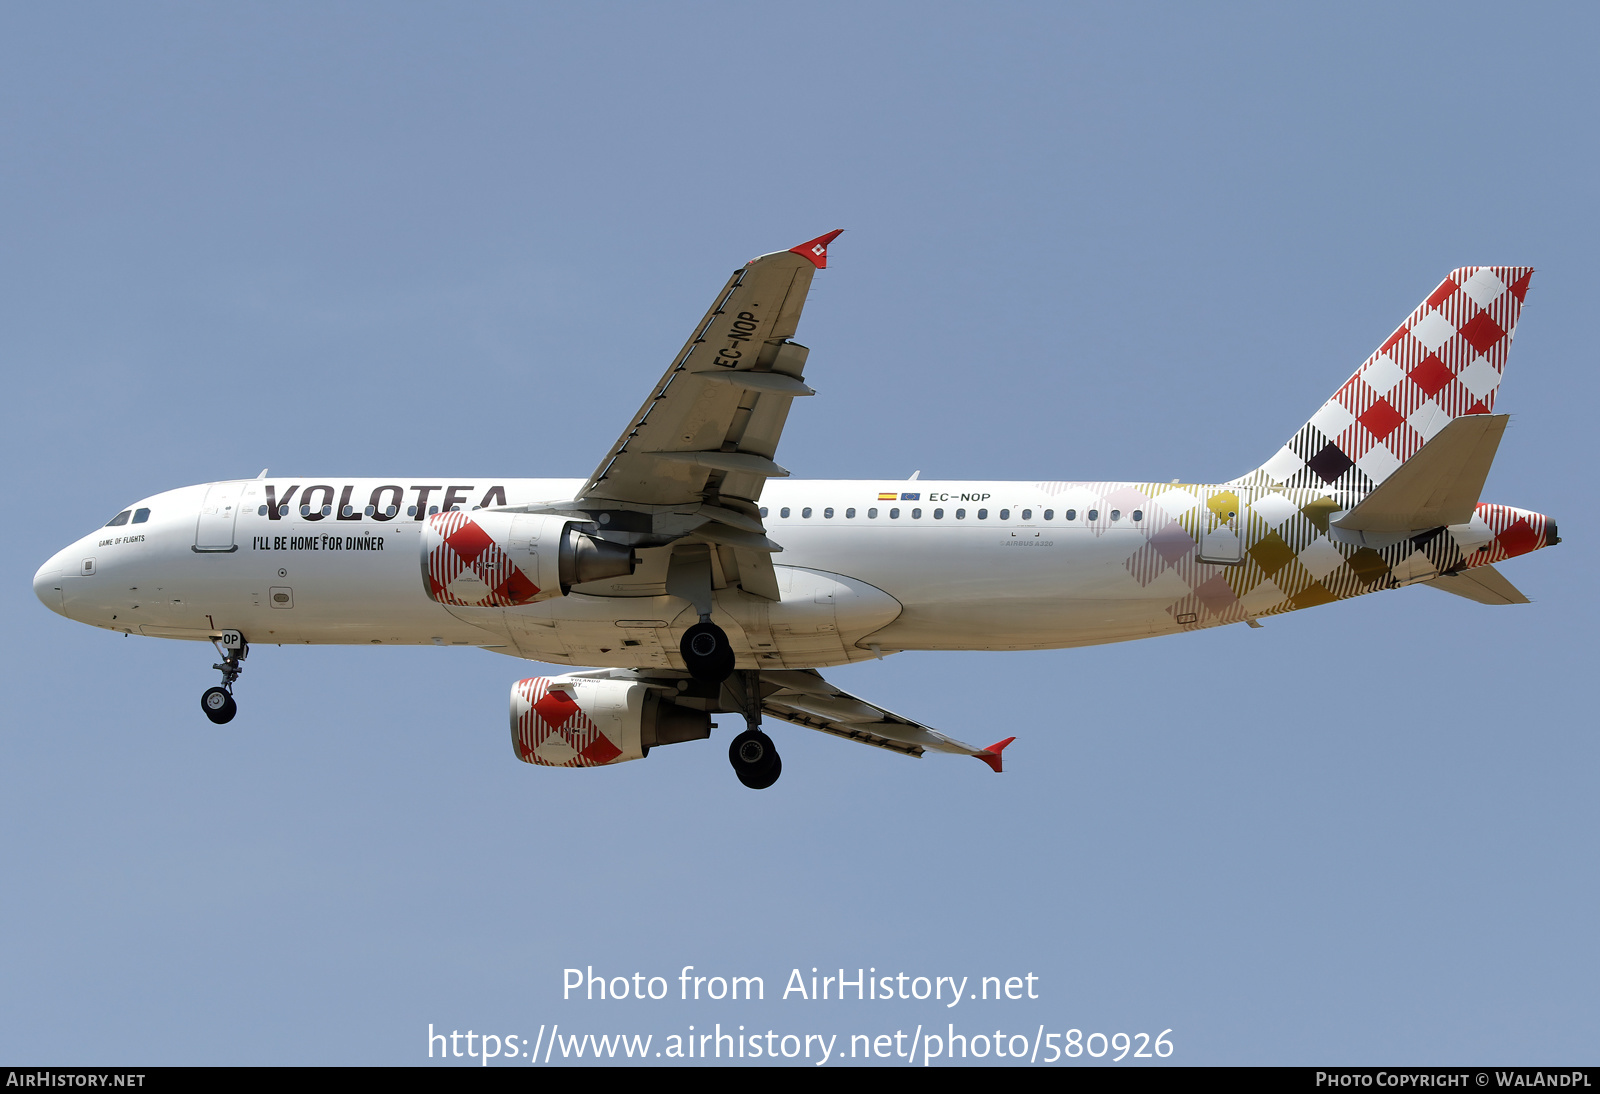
[1241,267,1532,495]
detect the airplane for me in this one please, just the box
[32,233,1558,789]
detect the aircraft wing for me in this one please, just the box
[568,231,843,600]
[1423,564,1531,605]
[757,669,1015,772]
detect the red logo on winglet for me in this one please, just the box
[790,229,844,269]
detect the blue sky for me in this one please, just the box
[2,2,1595,1065]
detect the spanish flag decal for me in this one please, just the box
[878,492,898,501]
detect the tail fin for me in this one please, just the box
[1243,267,1533,495]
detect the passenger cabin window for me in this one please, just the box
[1044,509,1054,520]
[977,509,988,519]
[933,508,944,519]
[868,508,878,518]
[824,507,834,518]
[759,507,768,518]
[1111,510,1121,521]
[1133,509,1143,522]
[1065,509,1077,520]
[780,507,791,518]
[802,507,812,518]
[845,508,856,518]
[258,505,268,516]
[1022,509,1032,520]
[105,510,132,527]
[956,508,966,519]
[1000,509,1010,520]
[1088,509,1099,521]
[889,508,900,519]
[408,505,418,517]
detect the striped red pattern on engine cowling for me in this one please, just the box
[425,511,542,606]
[511,678,624,767]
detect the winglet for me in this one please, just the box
[790,229,844,269]
[974,736,1016,774]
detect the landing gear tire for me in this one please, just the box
[201,686,237,725]
[681,621,736,683]
[729,728,781,790]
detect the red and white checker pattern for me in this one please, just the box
[1460,503,1555,569]
[424,511,542,607]
[1261,267,1533,492]
[511,678,625,767]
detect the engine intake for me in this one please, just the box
[421,511,635,607]
[510,676,712,767]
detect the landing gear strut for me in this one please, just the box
[728,670,780,789]
[201,630,247,725]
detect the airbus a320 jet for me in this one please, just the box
[34,233,1557,788]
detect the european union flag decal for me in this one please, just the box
[900,492,921,501]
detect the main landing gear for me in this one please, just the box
[729,728,781,790]
[201,630,247,725]
[680,618,735,683]
[727,669,781,790]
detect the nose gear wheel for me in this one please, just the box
[200,686,237,724]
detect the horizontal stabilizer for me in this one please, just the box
[1423,564,1530,605]
[1333,414,1508,533]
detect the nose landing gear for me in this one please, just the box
[201,686,236,724]
[201,630,247,725]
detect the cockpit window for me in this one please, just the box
[132,508,151,524]
[105,510,132,527]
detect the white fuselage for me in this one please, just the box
[35,476,1216,670]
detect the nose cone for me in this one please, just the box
[34,555,67,615]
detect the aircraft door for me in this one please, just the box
[194,482,244,552]
[1197,489,1245,565]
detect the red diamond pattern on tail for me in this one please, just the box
[1495,518,1540,559]
[1358,398,1405,441]
[1260,268,1532,492]
[1458,310,1505,355]
[1409,353,1453,398]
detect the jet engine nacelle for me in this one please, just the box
[420,511,634,607]
[509,675,713,767]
